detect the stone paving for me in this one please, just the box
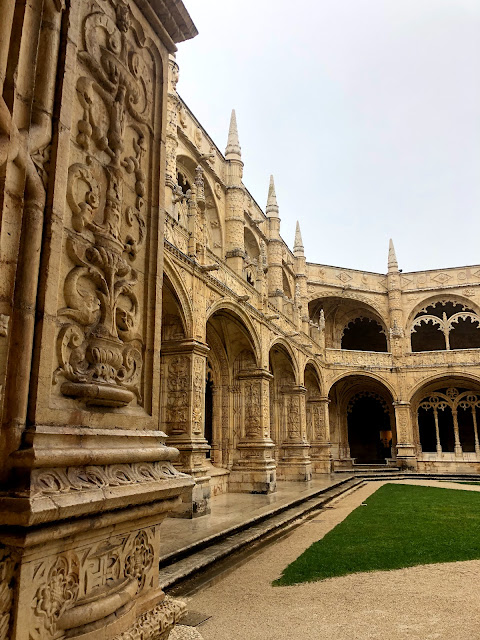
[160,475,353,558]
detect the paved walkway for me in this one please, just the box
[182,479,480,640]
[160,474,352,558]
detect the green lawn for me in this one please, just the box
[273,483,480,586]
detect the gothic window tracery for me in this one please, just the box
[341,317,388,352]
[417,387,480,454]
[410,300,480,352]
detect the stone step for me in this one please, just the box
[158,477,363,592]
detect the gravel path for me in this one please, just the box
[184,480,480,640]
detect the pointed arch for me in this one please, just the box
[207,300,261,366]
[162,256,194,338]
[268,337,300,384]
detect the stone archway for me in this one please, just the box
[328,374,395,469]
[206,308,275,494]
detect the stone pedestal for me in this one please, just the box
[160,340,211,517]
[230,370,276,493]
[277,386,312,481]
[0,1,198,638]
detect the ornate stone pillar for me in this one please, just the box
[308,396,332,473]
[230,369,276,493]
[0,1,198,638]
[161,339,211,516]
[277,385,312,481]
[394,401,418,469]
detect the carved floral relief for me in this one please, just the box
[56,0,159,407]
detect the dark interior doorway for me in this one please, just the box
[348,395,392,464]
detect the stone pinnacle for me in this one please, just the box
[293,221,304,256]
[225,109,242,161]
[388,238,399,272]
[266,175,279,217]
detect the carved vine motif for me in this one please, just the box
[57,1,154,407]
[192,356,204,434]
[112,596,186,640]
[286,395,300,439]
[165,356,189,435]
[32,554,80,635]
[124,531,154,591]
[31,462,188,497]
[244,381,261,437]
[0,547,17,640]
[309,403,326,440]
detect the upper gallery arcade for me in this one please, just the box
[162,54,480,514]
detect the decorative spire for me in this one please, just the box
[293,221,304,257]
[225,109,241,161]
[266,175,279,217]
[388,238,398,272]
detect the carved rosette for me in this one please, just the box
[56,0,156,407]
[32,553,80,636]
[124,531,154,591]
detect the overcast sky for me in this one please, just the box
[176,1,480,274]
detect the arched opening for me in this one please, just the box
[341,317,387,352]
[244,227,260,288]
[415,382,480,457]
[176,156,224,257]
[347,393,392,463]
[309,296,389,351]
[410,300,480,352]
[161,276,186,343]
[328,375,395,468]
[205,308,259,469]
[269,344,297,456]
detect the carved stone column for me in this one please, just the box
[0,1,198,638]
[277,385,312,481]
[394,401,418,469]
[308,396,332,473]
[160,339,211,516]
[230,369,276,493]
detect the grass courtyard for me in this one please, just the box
[274,483,480,586]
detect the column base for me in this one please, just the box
[396,444,418,470]
[230,441,276,493]
[173,474,211,518]
[170,440,211,518]
[277,443,312,481]
[0,497,190,640]
[310,442,332,474]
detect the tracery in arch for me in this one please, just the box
[341,317,388,352]
[417,387,480,454]
[410,300,480,352]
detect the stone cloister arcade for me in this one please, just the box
[5,1,480,638]
[158,60,480,515]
